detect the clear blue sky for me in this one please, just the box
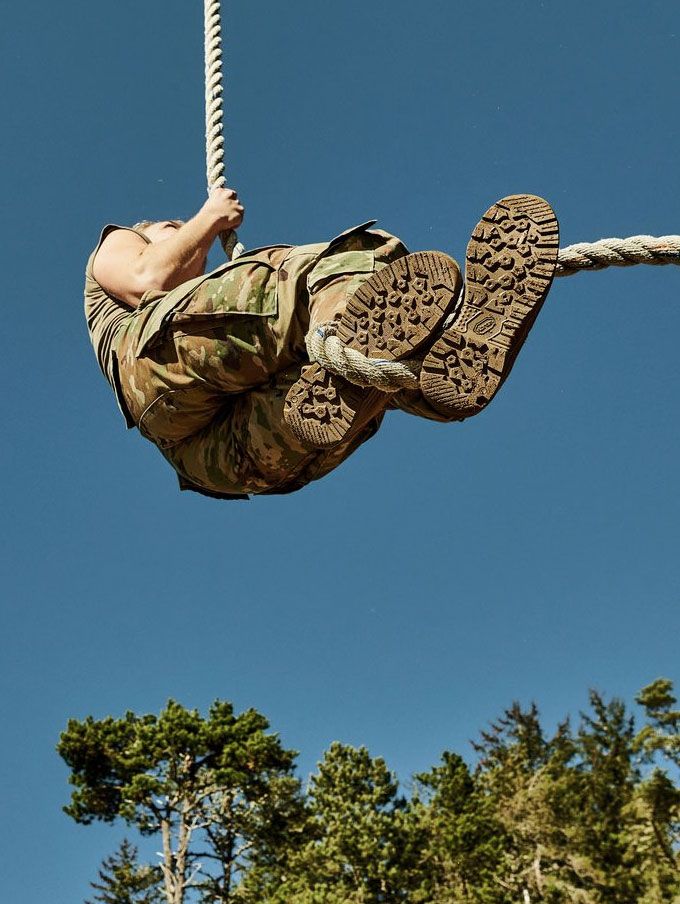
[1,1,679,900]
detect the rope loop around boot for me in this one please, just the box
[305,323,420,392]
[306,235,680,390]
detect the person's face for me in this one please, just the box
[142,220,183,242]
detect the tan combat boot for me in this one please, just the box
[420,195,559,418]
[284,252,462,448]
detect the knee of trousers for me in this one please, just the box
[306,231,409,327]
[160,367,379,496]
[136,386,228,447]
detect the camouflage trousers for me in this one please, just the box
[114,225,453,499]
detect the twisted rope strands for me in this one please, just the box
[555,234,680,276]
[204,0,225,191]
[308,234,680,391]
[306,325,420,391]
[204,0,243,259]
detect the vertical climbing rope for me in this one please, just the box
[204,0,244,259]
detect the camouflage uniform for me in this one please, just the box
[85,221,450,499]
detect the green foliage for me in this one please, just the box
[58,700,301,904]
[413,751,506,902]
[59,700,297,829]
[255,743,421,903]
[60,687,680,904]
[86,839,163,904]
[636,678,680,771]
[572,692,639,901]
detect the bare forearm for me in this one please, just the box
[134,210,220,292]
[92,188,244,307]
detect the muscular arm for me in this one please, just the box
[92,188,244,308]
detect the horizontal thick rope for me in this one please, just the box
[308,234,680,391]
[555,234,680,276]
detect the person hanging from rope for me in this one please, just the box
[84,190,559,499]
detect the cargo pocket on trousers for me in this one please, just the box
[138,387,223,447]
[135,259,278,357]
[306,249,376,312]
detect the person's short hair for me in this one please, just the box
[131,219,184,236]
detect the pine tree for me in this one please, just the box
[628,679,680,902]
[412,751,506,903]
[471,702,598,902]
[61,682,680,904]
[58,700,302,904]
[636,678,680,771]
[572,691,640,902]
[265,743,420,903]
[86,839,163,904]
